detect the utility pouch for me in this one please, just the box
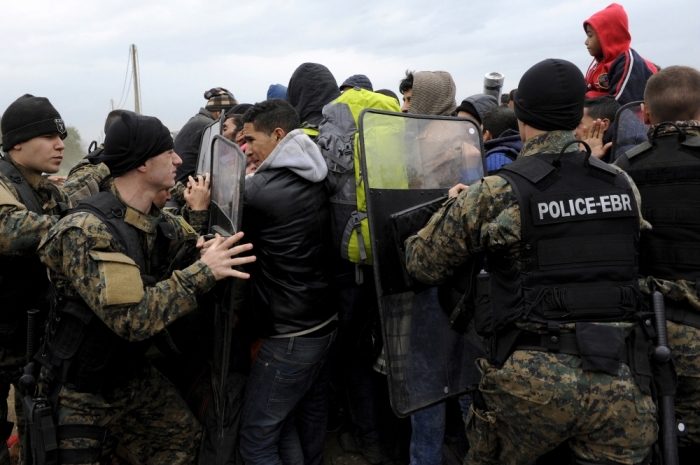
[474,269,492,337]
[575,322,624,375]
[23,395,57,465]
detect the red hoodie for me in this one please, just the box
[584,3,657,104]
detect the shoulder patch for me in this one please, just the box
[0,181,23,209]
[176,215,196,237]
[625,141,653,160]
[597,73,610,90]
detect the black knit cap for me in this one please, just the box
[1,94,67,150]
[513,59,586,131]
[95,111,174,177]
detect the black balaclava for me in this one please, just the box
[513,59,586,131]
[95,111,173,177]
[286,63,340,126]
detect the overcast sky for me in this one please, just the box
[2,0,698,147]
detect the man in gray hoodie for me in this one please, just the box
[238,99,335,465]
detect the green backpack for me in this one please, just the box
[317,88,401,271]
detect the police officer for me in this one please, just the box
[405,59,657,464]
[615,65,700,461]
[35,111,254,464]
[0,94,70,464]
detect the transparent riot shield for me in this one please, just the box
[207,135,245,462]
[196,113,225,176]
[611,101,649,163]
[359,109,486,417]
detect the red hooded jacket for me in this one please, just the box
[584,3,657,104]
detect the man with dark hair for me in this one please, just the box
[482,106,522,174]
[500,93,510,107]
[36,111,253,464]
[0,94,70,464]
[175,87,237,183]
[407,58,656,464]
[507,88,517,109]
[574,96,621,160]
[238,98,336,465]
[615,65,700,461]
[455,94,498,124]
[286,63,339,140]
[399,70,415,113]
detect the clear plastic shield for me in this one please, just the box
[208,135,245,458]
[611,101,649,163]
[209,135,246,236]
[196,116,224,176]
[359,110,486,417]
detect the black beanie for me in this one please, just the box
[95,111,174,177]
[513,59,586,131]
[1,94,67,150]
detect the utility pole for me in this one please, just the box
[131,44,141,114]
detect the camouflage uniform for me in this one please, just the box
[0,157,70,465]
[63,159,209,234]
[37,180,215,464]
[406,131,657,464]
[632,121,700,449]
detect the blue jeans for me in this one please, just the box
[239,331,336,465]
[409,396,473,465]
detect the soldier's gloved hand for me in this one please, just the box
[184,173,211,211]
[199,232,255,280]
[448,183,468,198]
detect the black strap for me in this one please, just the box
[57,424,107,441]
[0,157,43,213]
[58,448,103,464]
[666,304,700,330]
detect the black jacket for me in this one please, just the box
[174,108,216,183]
[242,129,334,336]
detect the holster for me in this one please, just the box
[23,395,57,465]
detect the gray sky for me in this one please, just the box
[2,0,699,147]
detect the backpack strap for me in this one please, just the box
[0,156,43,214]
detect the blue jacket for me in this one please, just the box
[484,130,522,175]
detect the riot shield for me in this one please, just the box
[196,113,225,176]
[610,101,649,163]
[359,109,486,417]
[207,135,245,463]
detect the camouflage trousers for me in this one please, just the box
[56,362,201,465]
[668,321,700,448]
[466,350,658,465]
[0,367,23,465]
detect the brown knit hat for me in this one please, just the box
[204,87,237,111]
[408,71,457,116]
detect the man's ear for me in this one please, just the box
[641,103,652,125]
[601,118,612,131]
[483,129,493,142]
[272,127,286,142]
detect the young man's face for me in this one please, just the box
[401,88,413,113]
[243,123,283,164]
[144,149,182,191]
[585,25,603,59]
[11,133,65,174]
[222,117,236,142]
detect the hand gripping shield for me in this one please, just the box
[359,109,486,416]
[611,101,649,163]
[207,135,245,462]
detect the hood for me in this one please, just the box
[409,71,457,116]
[267,84,288,100]
[485,130,522,150]
[286,63,340,126]
[456,94,499,123]
[584,3,631,62]
[254,129,328,182]
[197,107,216,120]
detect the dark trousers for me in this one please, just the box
[239,331,336,465]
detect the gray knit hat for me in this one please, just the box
[408,71,457,116]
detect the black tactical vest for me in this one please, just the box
[616,130,700,289]
[0,157,65,351]
[480,150,644,336]
[39,191,180,393]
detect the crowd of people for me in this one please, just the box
[1,2,699,465]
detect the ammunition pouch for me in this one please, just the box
[24,390,108,465]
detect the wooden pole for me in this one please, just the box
[131,44,141,114]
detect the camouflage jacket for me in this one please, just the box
[0,155,70,256]
[405,130,648,333]
[38,182,216,342]
[63,160,208,234]
[635,121,700,312]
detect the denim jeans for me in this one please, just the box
[239,330,336,465]
[409,396,473,465]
